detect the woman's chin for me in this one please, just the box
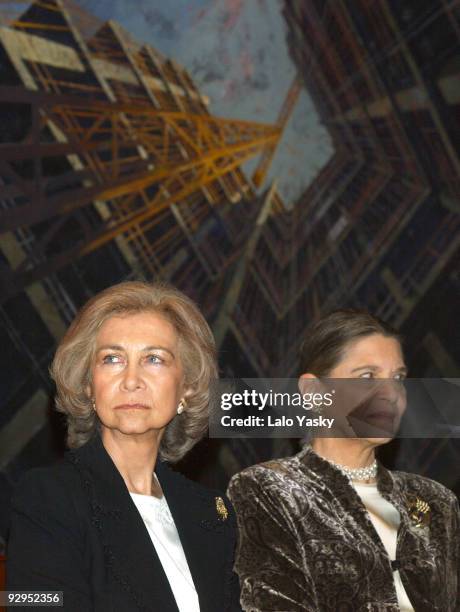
[363,436,393,446]
[347,414,400,440]
[101,421,167,438]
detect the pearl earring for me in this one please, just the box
[177,400,185,415]
[91,398,96,411]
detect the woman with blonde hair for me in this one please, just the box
[8,281,241,612]
[228,309,459,611]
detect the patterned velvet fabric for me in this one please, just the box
[227,446,460,611]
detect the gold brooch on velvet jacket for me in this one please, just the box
[215,496,228,521]
[407,495,431,528]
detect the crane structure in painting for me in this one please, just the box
[0,0,300,302]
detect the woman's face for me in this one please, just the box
[88,311,186,444]
[321,333,407,443]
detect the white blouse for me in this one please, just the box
[130,490,200,612]
[353,482,414,612]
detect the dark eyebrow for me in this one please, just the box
[350,365,408,374]
[350,365,379,373]
[96,344,175,358]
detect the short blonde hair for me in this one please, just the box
[50,281,217,462]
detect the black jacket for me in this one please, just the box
[7,435,241,611]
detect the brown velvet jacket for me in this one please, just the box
[227,446,460,612]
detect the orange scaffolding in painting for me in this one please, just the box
[0,0,296,302]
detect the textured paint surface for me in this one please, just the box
[71,0,334,204]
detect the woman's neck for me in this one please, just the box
[311,437,376,469]
[102,429,160,496]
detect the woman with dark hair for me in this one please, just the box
[228,309,459,611]
[8,281,241,612]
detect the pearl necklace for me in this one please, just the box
[306,445,378,481]
[328,459,378,482]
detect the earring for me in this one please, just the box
[177,399,185,415]
[91,398,96,411]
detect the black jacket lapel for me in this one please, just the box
[67,436,179,612]
[156,462,236,612]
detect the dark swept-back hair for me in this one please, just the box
[299,309,401,377]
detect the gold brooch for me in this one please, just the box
[215,496,228,521]
[407,495,431,528]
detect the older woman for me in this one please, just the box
[7,281,241,612]
[228,310,459,611]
